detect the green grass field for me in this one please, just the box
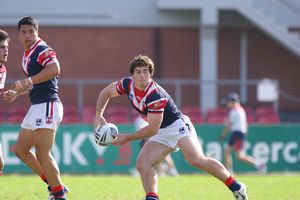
[0,174,299,200]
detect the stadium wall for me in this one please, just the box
[1,124,300,174]
[1,26,300,111]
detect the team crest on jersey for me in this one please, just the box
[152,102,162,109]
[46,116,53,124]
[36,119,42,126]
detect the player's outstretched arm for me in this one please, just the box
[95,82,120,128]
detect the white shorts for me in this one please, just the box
[149,115,197,150]
[21,101,63,131]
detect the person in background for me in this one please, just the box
[0,29,10,175]
[130,116,179,177]
[219,92,266,174]
[95,55,248,200]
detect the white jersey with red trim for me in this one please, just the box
[229,107,248,134]
[116,77,182,128]
[22,38,60,104]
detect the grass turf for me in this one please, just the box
[0,174,299,200]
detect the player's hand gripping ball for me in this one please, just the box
[94,123,118,146]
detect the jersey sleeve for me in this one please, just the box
[147,93,168,113]
[37,47,57,67]
[116,77,131,95]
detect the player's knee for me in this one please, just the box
[186,156,205,169]
[136,159,145,172]
[15,146,25,160]
[187,159,198,167]
[136,163,145,174]
[136,157,152,173]
[225,147,231,154]
[235,152,244,160]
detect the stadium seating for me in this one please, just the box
[255,106,277,117]
[106,115,130,124]
[246,114,255,124]
[129,109,140,123]
[82,106,95,123]
[206,107,227,124]
[256,115,280,124]
[6,106,27,124]
[255,106,280,124]
[62,105,80,124]
[82,105,131,124]
[188,114,204,124]
[206,107,228,118]
[206,115,225,124]
[181,106,203,124]
[244,106,254,116]
[105,106,129,116]
[59,105,281,125]
[105,105,130,124]
[0,109,5,123]
[244,107,255,124]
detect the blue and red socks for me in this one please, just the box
[51,185,66,199]
[224,175,242,192]
[40,174,49,184]
[145,192,159,200]
[41,174,67,199]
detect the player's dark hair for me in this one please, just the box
[18,16,39,32]
[129,55,154,76]
[0,29,9,43]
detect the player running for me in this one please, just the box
[0,29,9,175]
[95,55,248,200]
[3,16,68,200]
[219,92,267,174]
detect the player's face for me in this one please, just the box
[18,25,39,50]
[0,40,8,64]
[133,66,151,89]
[226,101,234,109]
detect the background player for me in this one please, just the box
[219,92,266,173]
[0,29,10,175]
[95,55,248,200]
[130,116,179,177]
[3,16,67,199]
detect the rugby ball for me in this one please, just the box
[94,123,118,146]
